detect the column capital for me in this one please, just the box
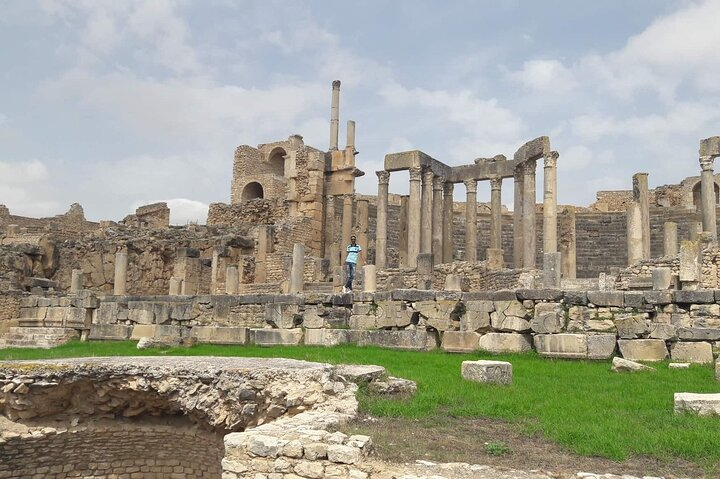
[376,170,390,185]
[409,166,423,182]
[443,181,454,195]
[544,151,559,169]
[700,156,715,172]
[325,194,334,201]
[489,176,502,191]
[422,167,435,183]
[433,175,445,191]
[463,178,478,194]
[521,160,536,175]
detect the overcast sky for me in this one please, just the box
[1,0,719,224]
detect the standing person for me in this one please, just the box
[344,236,362,293]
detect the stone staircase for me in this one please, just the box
[0,327,80,349]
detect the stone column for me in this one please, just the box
[114,252,128,295]
[543,252,561,288]
[363,264,376,292]
[633,173,651,258]
[325,195,336,264]
[356,199,369,267]
[513,169,524,268]
[70,269,83,293]
[627,203,643,265]
[421,168,434,254]
[408,166,422,267]
[225,266,239,295]
[559,207,576,279]
[700,156,717,240]
[489,176,502,249]
[521,161,536,269]
[442,181,454,263]
[329,80,340,150]
[375,171,390,269]
[464,179,478,262]
[255,225,272,283]
[432,175,444,260]
[341,195,353,258]
[169,277,182,296]
[664,222,678,256]
[399,195,409,267]
[346,120,355,149]
[543,151,559,254]
[289,243,305,294]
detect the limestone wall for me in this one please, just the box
[0,292,23,326]
[207,199,288,226]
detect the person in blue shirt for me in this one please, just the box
[343,236,363,293]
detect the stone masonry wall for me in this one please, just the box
[207,199,288,226]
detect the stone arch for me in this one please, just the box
[267,147,287,177]
[691,180,720,210]
[242,181,264,201]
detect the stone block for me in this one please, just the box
[530,303,565,334]
[669,362,690,369]
[127,302,155,324]
[335,364,386,384]
[190,326,249,345]
[587,291,624,307]
[441,331,481,353]
[623,292,646,309]
[264,303,300,329]
[348,314,377,330]
[652,268,673,290]
[674,393,720,416]
[679,241,701,283]
[391,289,435,301]
[516,289,563,301]
[615,313,650,339]
[252,328,303,346]
[644,291,673,305]
[492,290,518,301]
[130,324,157,340]
[649,323,677,340]
[88,324,132,341]
[461,360,512,385]
[587,334,617,359]
[674,290,715,304]
[304,329,350,346]
[332,293,354,306]
[670,341,714,364]
[611,357,655,372]
[477,333,532,353]
[435,290,462,301]
[534,334,588,359]
[351,329,437,351]
[618,339,668,361]
[461,301,492,332]
[563,291,588,306]
[95,302,120,324]
[461,291,494,301]
[677,327,720,341]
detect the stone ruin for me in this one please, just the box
[1,81,720,476]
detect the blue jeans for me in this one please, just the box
[345,261,356,290]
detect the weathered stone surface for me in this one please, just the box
[137,336,181,349]
[674,290,715,304]
[674,393,720,416]
[367,376,417,397]
[391,289,435,302]
[265,303,301,329]
[351,330,436,351]
[304,329,350,346]
[88,324,131,341]
[530,302,564,334]
[253,328,303,346]
[461,360,512,385]
[677,327,720,341]
[614,313,650,339]
[623,292,646,309]
[335,364,386,384]
[586,291,624,307]
[534,334,587,359]
[587,334,617,359]
[670,341,714,364]
[618,339,668,361]
[491,300,530,332]
[477,333,532,353]
[563,290,588,305]
[611,357,656,372]
[441,331,481,353]
[460,301,493,332]
[190,326,249,345]
[644,291,673,305]
[130,324,157,340]
[649,323,677,340]
[669,362,690,369]
[515,289,563,301]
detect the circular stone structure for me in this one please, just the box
[0,356,358,479]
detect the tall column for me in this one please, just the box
[521,161,537,269]
[399,195,409,267]
[633,173,651,258]
[325,195,336,264]
[329,80,340,150]
[700,156,717,240]
[559,207,576,279]
[375,171,390,269]
[543,151,559,254]
[489,176,502,249]
[464,179,478,262]
[289,243,305,294]
[346,120,356,149]
[114,251,128,295]
[513,169,524,268]
[341,195,353,258]
[408,166,422,267]
[664,222,678,256]
[356,199,369,267]
[442,182,454,263]
[627,203,643,265]
[225,266,239,295]
[421,168,434,254]
[432,175,444,259]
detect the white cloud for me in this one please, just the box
[132,198,209,225]
[0,159,62,217]
[508,59,578,94]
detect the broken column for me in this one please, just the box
[356,199,369,267]
[464,179,478,262]
[633,173,651,259]
[432,175,444,260]
[442,181,454,263]
[521,161,536,269]
[421,168,434,254]
[346,120,355,149]
[325,195,336,265]
[174,247,202,295]
[255,225,272,283]
[399,195,409,267]
[113,251,128,295]
[375,171,390,269]
[664,222,678,256]
[363,264,376,293]
[70,269,83,293]
[543,151,559,254]
[210,247,229,295]
[679,240,701,289]
[341,195,353,257]
[559,207,577,279]
[226,266,239,294]
[700,156,717,240]
[289,243,305,294]
[169,277,182,296]
[513,169,524,268]
[627,203,643,265]
[543,252,561,288]
[408,166,422,267]
[329,80,340,150]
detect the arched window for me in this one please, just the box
[692,181,720,211]
[242,182,264,201]
[267,147,286,177]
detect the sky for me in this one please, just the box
[1,0,719,224]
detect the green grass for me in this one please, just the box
[2,341,720,468]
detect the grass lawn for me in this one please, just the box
[1,341,720,471]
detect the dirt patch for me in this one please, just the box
[345,415,710,479]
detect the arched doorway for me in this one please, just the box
[268,147,286,177]
[242,182,264,201]
[692,181,720,210]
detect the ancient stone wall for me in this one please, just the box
[0,292,23,326]
[0,204,97,240]
[207,200,288,226]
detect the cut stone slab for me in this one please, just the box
[304,328,350,346]
[252,328,303,346]
[611,357,656,372]
[88,324,131,341]
[441,331,481,353]
[367,376,417,398]
[190,326,249,345]
[136,336,182,349]
[669,363,691,369]
[670,341,714,364]
[587,334,617,359]
[618,339,668,361]
[351,330,437,351]
[335,364,386,384]
[461,360,512,385]
[674,393,720,416]
[534,334,587,359]
[477,333,532,353]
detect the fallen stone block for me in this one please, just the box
[611,357,656,372]
[441,331,481,353]
[252,328,303,346]
[335,364,386,384]
[190,326,249,345]
[534,334,587,359]
[478,333,532,353]
[461,360,512,385]
[618,339,668,361]
[304,329,350,347]
[136,336,181,349]
[368,376,417,397]
[669,363,690,369]
[670,341,714,364]
[674,393,720,416]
